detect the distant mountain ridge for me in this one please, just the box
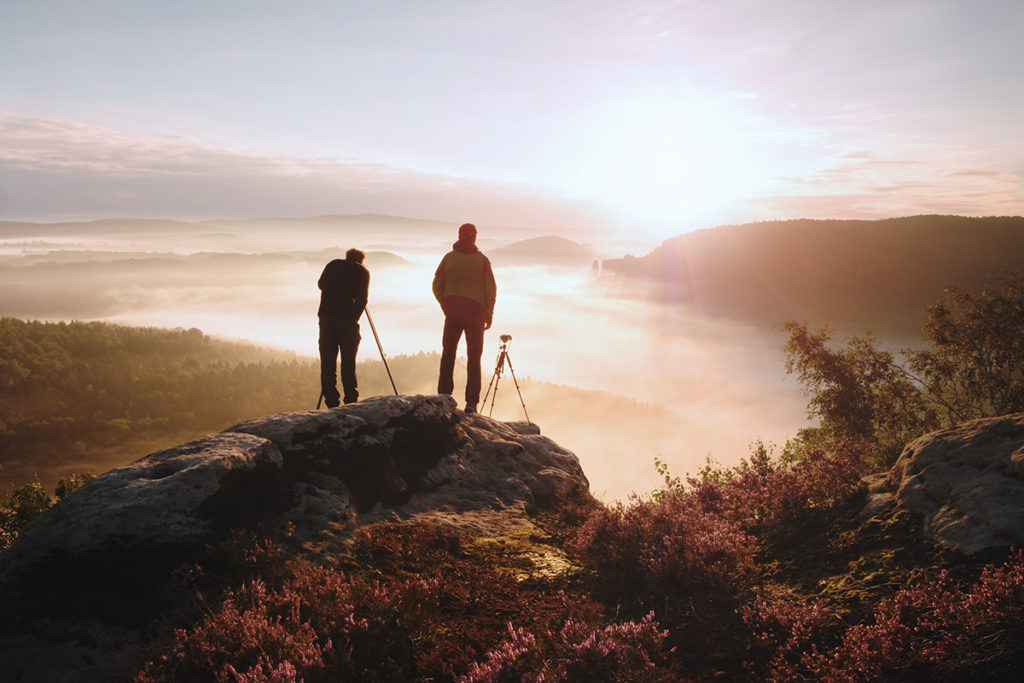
[488,235,597,266]
[0,217,210,237]
[0,213,562,243]
[601,215,1024,337]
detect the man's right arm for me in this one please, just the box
[432,257,446,305]
[318,261,335,291]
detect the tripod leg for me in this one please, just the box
[482,366,498,406]
[482,349,504,408]
[504,355,530,424]
[487,351,505,417]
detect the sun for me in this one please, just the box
[562,92,764,230]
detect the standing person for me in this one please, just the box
[433,223,497,413]
[318,248,369,408]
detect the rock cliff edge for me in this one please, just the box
[0,394,591,627]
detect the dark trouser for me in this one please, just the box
[319,316,361,407]
[438,316,485,405]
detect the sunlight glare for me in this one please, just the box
[565,93,762,229]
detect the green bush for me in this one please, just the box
[0,479,52,550]
[783,272,1024,468]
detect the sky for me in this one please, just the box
[2,0,1023,237]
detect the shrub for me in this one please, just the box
[137,560,439,682]
[744,551,1024,682]
[461,612,673,683]
[686,441,866,533]
[569,492,754,609]
[781,322,935,465]
[908,272,1024,424]
[0,478,52,550]
[55,471,95,499]
[140,521,610,681]
[742,592,839,680]
[571,441,868,675]
[783,272,1024,468]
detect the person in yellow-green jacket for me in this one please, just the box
[432,222,497,413]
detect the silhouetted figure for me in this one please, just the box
[433,223,497,413]
[318,248,369,407]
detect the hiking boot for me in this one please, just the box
[464,403,477,414]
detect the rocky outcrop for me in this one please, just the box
[870,412,1024,552]
[0,395,591,627]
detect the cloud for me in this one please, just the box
[756,145,1024,220]
[0,114,608,229]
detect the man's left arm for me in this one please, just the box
[483,256,497,330]
[356,269,369,313]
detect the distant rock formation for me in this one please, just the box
[867,412,1024,552]
[0,395,590,628]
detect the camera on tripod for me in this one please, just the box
[482,333,530,423]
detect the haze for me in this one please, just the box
[3,2,1023,497]
[0,216,808,500]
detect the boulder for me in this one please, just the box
[876,412,1024,552]
[0,395,591,627]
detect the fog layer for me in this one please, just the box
[1,216,809,500]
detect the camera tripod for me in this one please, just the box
[482,334,530,423]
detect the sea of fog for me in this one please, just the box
[1,218,810,500]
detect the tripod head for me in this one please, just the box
[498,333,512,352]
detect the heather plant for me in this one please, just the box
[742,592,839,680]
[685,441,867,533]
[801,551,1024,681]
[139,520,618,681]
[568,485,755,667]
[462,612,673,683]
[138,559,441,682]
[570,440,869,675]
[742,551,1024,682]
[569,491,754,606]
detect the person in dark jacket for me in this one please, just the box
[318,248,369,407]
[432,223,497,413]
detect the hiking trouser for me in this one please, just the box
[438,316,485,405]
[319,316,361,406]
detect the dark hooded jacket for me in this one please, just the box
[318,258,369,320]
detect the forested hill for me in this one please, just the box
[601,215,1024,337]
[0,319,426,491]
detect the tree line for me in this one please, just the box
[0,318,440,492]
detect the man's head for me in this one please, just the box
[458,223,477,243]
[346,248,365,264]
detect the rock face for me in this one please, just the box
[875,412,1024,552]
[0,395,591,627]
